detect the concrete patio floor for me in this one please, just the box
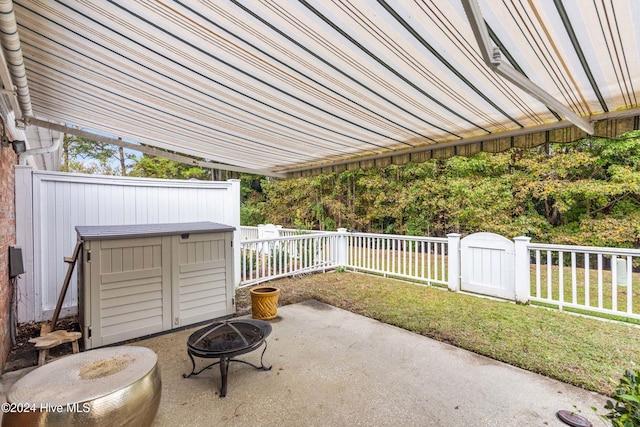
[1,299,608,426]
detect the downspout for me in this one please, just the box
[461,0,594,135]
[19,133,61,165]
[0,0,32,120]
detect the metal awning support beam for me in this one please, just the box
[22,117,286,178]
[461,0,594,135]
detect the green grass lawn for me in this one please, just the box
[236,271,639,396]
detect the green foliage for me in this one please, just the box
[128,155,211,179]
[242,250,258,277]
[239,174,268,226]
[246,132,640,248]
[241,203,265,227]
[61,136,216,180]
[601,369,640,427]
[269,245,290,270]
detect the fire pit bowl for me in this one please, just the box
[183,319,272,397]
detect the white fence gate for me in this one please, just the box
[14,166,241,323]
[460,232,515,299]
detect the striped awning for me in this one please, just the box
[5,1,640,176]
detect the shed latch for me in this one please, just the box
[86,250,91,262]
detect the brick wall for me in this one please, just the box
[0,144,17,372]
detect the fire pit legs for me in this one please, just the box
[183,331,272,397]
[220,357,229,397]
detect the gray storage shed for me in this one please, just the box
[76,222,235,350]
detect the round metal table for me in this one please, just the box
[3,346,161,427]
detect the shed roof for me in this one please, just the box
[76,222,235,240]
[6,1,640,177]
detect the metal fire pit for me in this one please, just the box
[183,319,272,397]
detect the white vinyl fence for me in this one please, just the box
[239,227,453,288]
[240,226,639,323]
[344,232,450,287]
[240,233,339,286]
[15,166,241,323]
[528,243,640,321]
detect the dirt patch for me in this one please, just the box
[79,354,132,380]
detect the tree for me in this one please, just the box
[246,132,640,248]
[128,154,211,180]
[240,174,267,226]
[61,134,134,176]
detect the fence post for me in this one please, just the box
[336,228,348,268]
[447,233,461,292]
[228,179,241,287]
[514,236,532,304]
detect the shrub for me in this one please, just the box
[601,369,640,427]
[242,250,258,277]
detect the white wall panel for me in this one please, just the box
[15,166,240,323]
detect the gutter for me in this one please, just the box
[461,0,594,135]
[19,133,61,165]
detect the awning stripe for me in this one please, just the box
[173,0,436,144]
[378,0,523,129]
[229,0,453,139]
[299,0,490,133]
[107,1,406,148]
[606,2,637,106]
[553,0,608,112]
[502,0,586,117]
[21,39,361,159]
[26,81,312,166]
[20,32,366,156]
[485,24,559,122]
[590,1,635,108]
[22,2,394,152]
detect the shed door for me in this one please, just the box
[91,236,172,347]
[460,232,515,299]
[172,232,233,327]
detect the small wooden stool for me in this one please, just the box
[29,330,82,366]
